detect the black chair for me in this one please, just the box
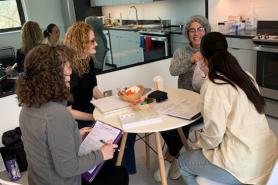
[85,16,109,71]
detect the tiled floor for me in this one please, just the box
[1,116,277,185]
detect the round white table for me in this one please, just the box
[93,88,201,185]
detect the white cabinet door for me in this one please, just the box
[170,34,187,55]
[110,30,144,67]
[228,37,256,77]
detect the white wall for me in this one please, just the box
[209,0,278,30]
[97,58,177,93]
[102,0,205,25]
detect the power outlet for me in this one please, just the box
[103,90,112,97]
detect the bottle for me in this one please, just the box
[245,1,257,31]
[5,156,21,181]
[218,22,225,33]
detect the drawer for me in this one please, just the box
[228,38,254,50]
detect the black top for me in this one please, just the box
[16,49,25,73]
[70,58,97,114]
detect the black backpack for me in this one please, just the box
[0,127,28,172]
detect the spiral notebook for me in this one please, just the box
[79,121,122,182]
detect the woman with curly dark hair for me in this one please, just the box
[16,45,128,185]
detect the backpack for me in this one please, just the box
[0,127,28,172]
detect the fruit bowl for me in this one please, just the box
[118,85,144,102]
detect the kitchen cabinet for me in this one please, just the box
[227,38,256,77]
[109,30,144,67]
[170,34,187,55]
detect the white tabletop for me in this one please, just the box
[93,88,201,133]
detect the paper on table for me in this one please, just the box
[92,96,130,114]
[79,121,122,182]
[156,98,201,120]
[119,110,162,129]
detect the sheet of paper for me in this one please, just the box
[78,121,121,156]
[92,96,130,114]
[156,98,201,120]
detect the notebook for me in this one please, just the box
[156,98,201,120]
[79,121,122,182]
[92,96,130,114]
[119,110,162,129]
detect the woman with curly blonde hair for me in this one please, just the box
[64,21,104,129]
[17,44,126,185]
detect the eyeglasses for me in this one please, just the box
[188,27,205,33]
[87,39,96,44]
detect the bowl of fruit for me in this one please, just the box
[118,85,144,102]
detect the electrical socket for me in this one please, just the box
[103,90,112,97]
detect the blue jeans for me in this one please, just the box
[122,133,137,174]
[178,150,242,185]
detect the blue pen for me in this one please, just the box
[99,139,120,152]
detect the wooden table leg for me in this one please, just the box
[116,132,128,166]
[155,132,167,185]
[177,127,190,151]
[145,133,150,170]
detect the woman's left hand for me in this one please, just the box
[191,52,204,64]
[79,127,92,140]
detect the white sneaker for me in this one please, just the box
[169,159,181,180]
[153,161,171,182]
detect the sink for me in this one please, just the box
[111,24,161,30]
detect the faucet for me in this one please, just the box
[128,6,139,25]
[158,16,163,27]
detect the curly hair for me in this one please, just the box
[16,44,74,107]
[21,21,43,54]
[64,21,93,76]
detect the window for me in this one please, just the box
[0,0,25,32]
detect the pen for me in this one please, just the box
[99,139,120,152]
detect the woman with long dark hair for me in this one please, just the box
[178,32,278,185]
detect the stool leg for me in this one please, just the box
[145,133,150,170]
[177,128,190,151]
[155,132,167,185]
[116,132,128,166]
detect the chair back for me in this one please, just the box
[85,16,108,70]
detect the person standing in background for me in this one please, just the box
[43,23,61,46]
[64,21,104,129]
[17,44,128,185]
[178,32,278,185]
[5,21,43,74]
[154,15,211,182]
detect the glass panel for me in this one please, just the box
[0,0,21,29]
[257,51,278,90]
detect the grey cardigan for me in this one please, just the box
[169,45,200,92]
[20,101,103,185]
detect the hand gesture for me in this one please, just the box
[100,140,118,160]
[191,52,204,64]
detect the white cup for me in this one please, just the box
[153,75,164,91]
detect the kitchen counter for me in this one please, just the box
[223,30,257,39]
[105,25,183,35]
